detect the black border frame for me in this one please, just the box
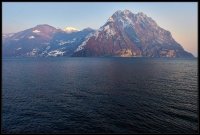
[1,0,199,134]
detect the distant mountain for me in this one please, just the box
[3,24,95,57]
[3,10,194,58]
[3,33,15,40]
[73,10,194,58]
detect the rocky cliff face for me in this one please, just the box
[73,10,194,58]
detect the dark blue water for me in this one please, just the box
[2,57,198,133]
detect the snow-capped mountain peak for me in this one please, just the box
[63,27,79,33]
[73,9,194,58]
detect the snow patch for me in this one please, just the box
[33,30,40,33]
[29,36,35,39]
[107,17,114,23]
[123,10,131,15]
[119,16,133,28]
[27,48,38,56]
[58,39,76,46]
[104,25,110,31]
[103,25,116,38]
[48,50,65,56]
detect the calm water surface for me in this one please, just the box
[2,57,198,133]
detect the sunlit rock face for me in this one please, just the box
[73,10,194,58]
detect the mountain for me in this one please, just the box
[73,10,194,58]
[2,10,194,58]
[3,24,95,57]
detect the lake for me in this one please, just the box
[2,57,198,133]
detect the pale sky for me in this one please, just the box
[2,2,198,57]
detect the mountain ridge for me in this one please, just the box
[73,10,194,58]
[3,10,194,58]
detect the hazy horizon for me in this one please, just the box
[2,2,198,57]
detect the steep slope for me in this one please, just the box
[46,27,95,56]
[73,10,194,58]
